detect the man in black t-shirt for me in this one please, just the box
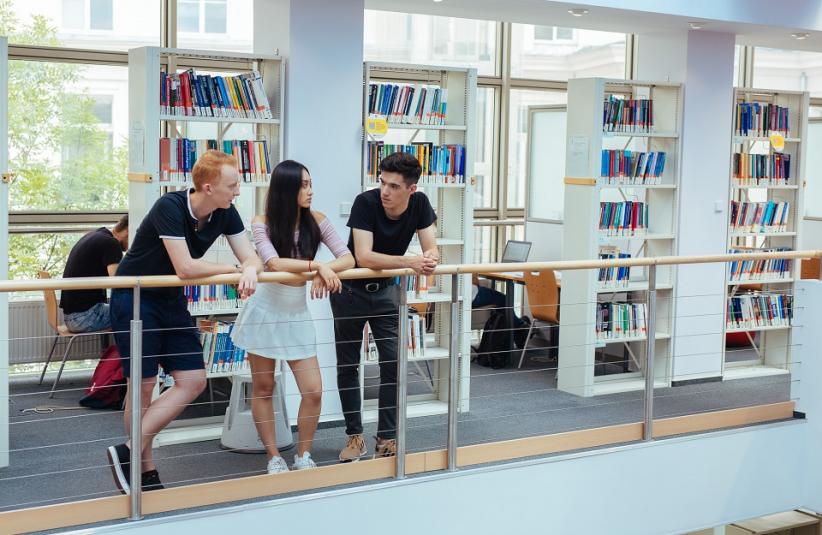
[105,150,262,495]
[60,215,129,332]
[331,152,439,462]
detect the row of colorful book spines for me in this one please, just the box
[732,153,791,179]
[603,96,654,131]
[405,313,426,355]
[598,254,632,282]
[728,263,792,279]
[598,177,664,185]
[367,143,466,179]
[595,302,648,339]
[734,102,790,136]
[160,138,271,180]
[202,333,247,374]
[402,275,433,292]
[160,69,273,120]
[726,294,793,325]
[598,202,649,232]
[185,284,241,302]
[600,150,666,179]
[368,82,447,125]
[729,201,791,229]
[366,175,467,185]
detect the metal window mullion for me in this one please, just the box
[8,45,128,65]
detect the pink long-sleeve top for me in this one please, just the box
[252,218,350,266]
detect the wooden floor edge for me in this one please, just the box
[0,401,798,534]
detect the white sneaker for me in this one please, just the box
[293,451,317,470]
[266,456,289,474]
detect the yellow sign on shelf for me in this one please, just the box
[769,132,785,153]
[366,116,388,137]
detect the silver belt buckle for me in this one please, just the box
[365,282,380,293]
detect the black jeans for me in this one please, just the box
[330,282,400,440]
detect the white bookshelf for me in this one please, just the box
[360,62,476,418]
[559,78,682,397]
[128,46,282,322]
[723,87,808,376]
[0,37,9,468]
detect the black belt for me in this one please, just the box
[347,277,397,293]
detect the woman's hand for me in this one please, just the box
[315,262,342,295]
[237,265,258,298]
[310,274,328,300]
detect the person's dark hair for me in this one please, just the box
[114,214,128,233]
[379,151,422,186]
[265,160,321,259]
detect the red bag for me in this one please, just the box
[79,345,126,410]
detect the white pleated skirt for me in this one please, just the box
[230,282,316,360]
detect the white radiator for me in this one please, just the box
[9,300,106,365]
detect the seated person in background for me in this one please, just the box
[471,274,530,347]
[59,215,129,333]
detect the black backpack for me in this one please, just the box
[476,309,512,369]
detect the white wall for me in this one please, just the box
[797,280,822,513]
[637,30,735,383]
[254,0,365,423]
[525,221,562,261]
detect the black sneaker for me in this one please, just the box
[106,443,131,495]
[141,469,165,491]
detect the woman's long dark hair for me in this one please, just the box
[265,160,321,260]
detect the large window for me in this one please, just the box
[753,47,822,97]
[176,0,252,52]
[511,25,626,80]
[475,87,497,209]
[364,10,498,76]
[7,0,161,51]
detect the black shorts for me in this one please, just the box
[110,289,204,379]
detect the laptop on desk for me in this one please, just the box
[500,240,532,278]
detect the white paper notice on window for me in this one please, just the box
[567,135,589,177]
[129,122,145,170]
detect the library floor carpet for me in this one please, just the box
[0,355,791,518]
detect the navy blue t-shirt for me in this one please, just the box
[116,189,245,297]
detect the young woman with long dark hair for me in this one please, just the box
[231,160,354,474]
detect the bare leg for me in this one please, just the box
[249,354,279,459]
[122,376,155,470]
[124,369,206,472]
[287,357,322,456]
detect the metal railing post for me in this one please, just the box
[643,265,657,441]
[447,273,460,471]
[129,284,143,520]
[396,275,409,479]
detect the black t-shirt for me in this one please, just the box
[346,188,437,267]
[60,228,124,314]
[116,189,245,297]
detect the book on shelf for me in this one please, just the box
[199,319,248,373]
[600,150,666,184]
[603,95,653,133]
[402,274,433,297]
[596,302,647,340]
[160,69,273,120]
[185,284,246,313]
[360,310,427,361]
[598,201,648,236]
[367,82,447,125]
[729,201,790,233]
[726,292,792,329]
[728,248,792,281]
[598,246,631,288]
[160,138,271,183]
[734,102,790,137]
[732,152,791,186]
[362,324,379,363]
[366,142,466,184]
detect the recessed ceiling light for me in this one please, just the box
[792,32,810,40]
[568,8,589,16]
[688,21,705,30]
[433,0,443,2]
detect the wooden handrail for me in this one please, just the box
[0,249,819,293]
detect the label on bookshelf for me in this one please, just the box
[161,69,273,120]
[160,138,271,183]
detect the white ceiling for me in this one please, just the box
[365,0,822,52]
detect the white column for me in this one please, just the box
[637,30,736,383]
[254,0,365,424]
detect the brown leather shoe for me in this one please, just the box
[373,437,396,459]
[339,434,367,462]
